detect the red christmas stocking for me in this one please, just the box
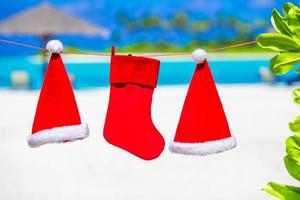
[103,54,165,160]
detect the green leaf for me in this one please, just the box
[256,33,300,52]
[286,135,300,158]
[281,3,300,43]
[284,155,300,181]
[285,136,300,180]
[263,188,284,200]
[285,14,300,32]
[283,2,296,16]
[286,4,300,16]
[269,182,300,194]
[292,89,300,105]
[263,182,300,200]
[271,182,300,194]
[271,9,293,36]
[270,53,300,75]
[289,119,300,134]
[291,31,300,45]
[283,4,300,32]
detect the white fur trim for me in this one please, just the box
[46,40,63,53]
[169,136,236,155]
[27,123,89,148]
[191,48,207,64]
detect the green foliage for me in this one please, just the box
[283,2,295,16]
[285,134,300,181]
[258,3,300,199]
[256,33,300,52]
[191,21,211,32]
[284,155,300,181]
[292,89,300,105]
[171,13,188,29]
[112,41,182,53]
[284,4,300,32]
[271,9,292,36]
[142,16,160,27]
[270,53,300,74]
[256,2,300,75]
[262,92,300,199]
[263,182,300,200]
[289,116,300,134]
[112,40,268,53]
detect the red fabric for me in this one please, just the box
[32,53,81,134]
[110,55,160,88]
[104,55,165,160]
[174,60,232,143]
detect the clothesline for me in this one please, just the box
[0,38,257,57]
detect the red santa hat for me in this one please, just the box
[27,40,89,148]
[169,49,236,155]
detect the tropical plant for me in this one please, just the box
[257,2,300,74]
[256,2,300,199]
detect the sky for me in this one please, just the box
[0,0,298,54]
[0,0,294,25]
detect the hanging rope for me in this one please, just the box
[0,38,257,57]
[0,39,47,51]
[207,40,257,52]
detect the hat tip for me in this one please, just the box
[192,48,207,64]
[46,40,63,53]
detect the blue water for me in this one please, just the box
[0,56,277,89]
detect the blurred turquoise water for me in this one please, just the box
[0,56,271,89]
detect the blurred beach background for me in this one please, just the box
[0,0,300,200]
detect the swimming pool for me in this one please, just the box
[0,55,275,89]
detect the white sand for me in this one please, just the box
[0,84,299,200]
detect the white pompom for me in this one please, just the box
[191,48,207,64]
[46,40,63,53]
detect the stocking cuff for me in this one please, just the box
[110,55,160,88]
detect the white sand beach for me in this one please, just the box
[0,84,299,200]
